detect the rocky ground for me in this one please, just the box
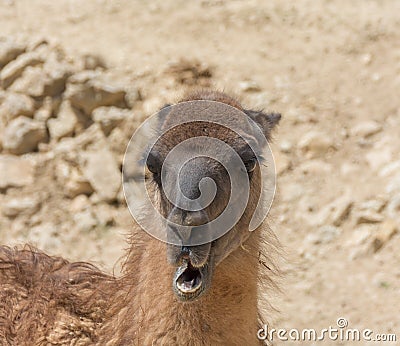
[0,0,399,345]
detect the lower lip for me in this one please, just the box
[173,263,204,298]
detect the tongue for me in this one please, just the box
[183,278,195,289]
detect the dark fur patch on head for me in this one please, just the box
[181,90,243,111]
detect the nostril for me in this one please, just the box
[180,246,190,259]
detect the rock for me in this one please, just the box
[365,148,392,171]
[92,106,130,135]
[359,198,387,213]
[66,71,127,114]
[299,160,332,175]
[47,100,78,140]
[304,225,341,245]
[360,53,372,65]
[80,53,107,70]
[298,194,353,228]
[3,116,47,154]
[93,203,115,227]
[238,80,262,92]
[2,196,40,217]
[55,160,93,198]
[107,127,131,166]
[69,194,90,213]
[279,140,293,153]
[355,210,384,224]
[73,209,98,233]
[34,96,56,122]
[10,64,68,97]
[298,131,334,158]
[29,222,61,250]
[0,38,26,68]
[0,51,43,88]
[79,145,121,202]
[331,196,353,226]
[371,220,398,252]
[351,120,382,138]
[385,174,400,195]
[379,160,400,177]
[386,194,400,220]
[0,92,35,122]
[124,86,142,109]
[347,225,373,247]
[0,154,35,189]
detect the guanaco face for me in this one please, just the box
[143,91,281,301]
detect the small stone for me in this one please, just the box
[34,96,55,122]
[47,100,78,140]
[351,121,382,138]
[356,210,384,224]
[10,63,68,97]
[29,222,61,250]
[2,196,40,217]
[3,116,47,154]
[69,194,90,213]
[299,160,332,175]
[0,51,43,88]
[0,92,35,122]
[331,196,353,226]
[0,155,35,189]
[360,53,372,65]
[386,194,400,220]
[93,203,115,227]
[73,209,98,233]
[371,220,398,252]
[0,38,26,68]
[379,160,400,177]
[55,160,93,198]
[359,198,387,213]
[347,225,373,247]
[107,127,128,158]
[81,53,107,70]
[304,225,341,245]
[385,174,400,195]
[298,131,334,158]
[66,71,127,114]
[365,146,392,171]
[279,140,292,153]
[92,106,130,136]
[238,80,262,92]
[79,146,121,202]
[371,73,381,82]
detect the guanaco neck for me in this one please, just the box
[103,232,262,345]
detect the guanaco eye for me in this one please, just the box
[244,158,257,173]
[146,150,162,176]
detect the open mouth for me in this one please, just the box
[176,262,202,293]
[173,260,208,301]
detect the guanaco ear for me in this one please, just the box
[155,103,172,130]
[244,109,281,140]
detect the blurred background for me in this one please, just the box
[0,0,399,344]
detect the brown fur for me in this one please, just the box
[0,90,280,345]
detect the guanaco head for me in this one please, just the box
[133,91,280,301]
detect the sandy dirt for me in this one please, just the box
[0,0,399,344]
